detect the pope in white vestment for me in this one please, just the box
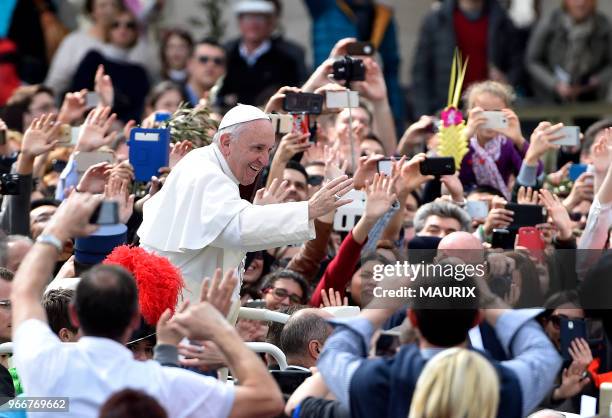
[137,105,320,302]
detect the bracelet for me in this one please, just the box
[36,234,63,254]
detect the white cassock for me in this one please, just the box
[137,143,315,303]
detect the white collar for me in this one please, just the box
[212,143,240,185]
[239,40,271,66]
[78,336,134,359]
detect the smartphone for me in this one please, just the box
[516,226,545,262]
[89,201,119,225]
[85,92,100,108]
[268,113,293,135]
[129,127,170,182]
[0,173,21,195]
[0,130,6,146]
[553,126,580,147]
[345,41,375,56]
[505,203,546,229]
[74,151,115,181]
[291,113,309,135]
[377,158,393,176]
[466,200,489,220]
[491,228,515,250]
[560,317,587,361]
[419,157,455,176]
[569,163,588,182]
[482,111,509,131]
[283,92,323,114]
[325,90,360,109]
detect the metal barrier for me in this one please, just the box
[515,102,612,125]
[245,342,288,370]
[238,307,290,324]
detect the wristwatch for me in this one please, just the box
[36,234,63,254]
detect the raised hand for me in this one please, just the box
[21,114,60,158]
[307,175,354,219]
[353,153,384,189]
[169,140,193,169]
[264,86,301,113]
[464,106,487,140]
[563,172,594,211]
[568,338,593,373]
[539,189,573,241]
[199,268,238,317]
[523,122,564,165]
[94,64,114,107]
[591,128,612,175]
[254,178,290,205]
[104,177,135,224]
[156,301,190,346]
[77,162,112,194]
[75,106,117,152]
[275,132,311,163]
[499,108,525,148]
[43,192,103,242]
[324,145,347,181]
[364,173,397,220]
[319,288,348,308]
[440,173,464,203]
[547,162,571,186]
[517,186,539,205]
[178,340,227,370]
[399,153,435,193]
[58,89,88,124]
[353,58,387,103]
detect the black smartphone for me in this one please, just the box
[560,317,587,361]
[419,157,455,176]
[282,92,324,115]
[0,130,6,146]
[491,228,515,250]
[0,173,21,195]
[345,41,375,56]
[505,203,546,229]
[89,201,119,225]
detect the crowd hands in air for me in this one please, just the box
[2,0,612,417]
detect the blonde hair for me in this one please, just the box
[464,80,516,111]
[408,348,500,418]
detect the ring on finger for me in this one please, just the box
[333,193,341,201]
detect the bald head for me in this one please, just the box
[437,232,485,264]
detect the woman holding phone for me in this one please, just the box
[460,81,531,200]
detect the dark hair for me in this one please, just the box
[145,81,186,111]
[75,265,138,340]
[0,85,55,132]
[84,0,122,16]
[99,389,167,418]
[363,133,385,149]
[160,29,194,78]
[266,304,305,348]
[30,198,61,211]
[260,269,309,304]
[280,311,332,360]
[583,118,612,155]
[43,289,77,336]
[196,37,223,51]
[0,267,13,282]
[285,160,308,184]
[466,185,505,199]
[412,261,479,347]
[504,252,544,308]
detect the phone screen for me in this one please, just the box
[377,159,393,176]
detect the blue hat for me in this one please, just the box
[74,224,127,265]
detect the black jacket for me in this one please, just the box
[411,0,523,117]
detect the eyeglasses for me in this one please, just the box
[0,300,11,309]
[268,287,302,304]
[111,20,137,30]
[197,55,225,66]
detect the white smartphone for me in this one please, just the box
[599,382,612,415]
[268,113,293,134]
[85,92,100,108]
[326,90,360,109]
[466,200,489,220]
[552,126,580,147]
[482,111,508,130]
[376,158,393,176]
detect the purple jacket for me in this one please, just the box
[459,137,531,191]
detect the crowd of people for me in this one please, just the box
[0,0,612,417]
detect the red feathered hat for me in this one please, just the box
[103,245,184,326]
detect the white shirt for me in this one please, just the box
[13,319,235,418]
[239,40,271,67]
[138,144,315,302]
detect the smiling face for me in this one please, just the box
[219,120,275,185]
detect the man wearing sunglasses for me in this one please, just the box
[261,269,308,311]
[185,39,227,107]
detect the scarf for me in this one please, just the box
[562,13,596,84]
[470,136,511,200]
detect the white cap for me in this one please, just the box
[218,104,270,130]
[234,0,275,15]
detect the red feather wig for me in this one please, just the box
[103,245,184,326]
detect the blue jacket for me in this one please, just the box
[349,343,522,418]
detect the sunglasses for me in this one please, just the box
[569,212,584,222]
[267,287,302,304]
[0,300,11,309]
[197,55,225,66]
[111,20,137,30]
